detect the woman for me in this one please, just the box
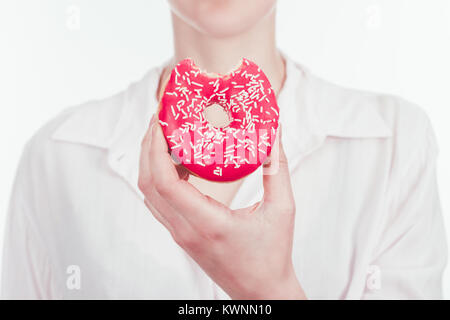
[2,0,447,299]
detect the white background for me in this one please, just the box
[1,0,449,298]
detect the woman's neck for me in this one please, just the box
[160,10,285,96]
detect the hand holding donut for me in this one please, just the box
[138,117,306,300]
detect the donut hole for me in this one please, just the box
[203,103,232,128]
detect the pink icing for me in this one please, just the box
[158,58,279,182]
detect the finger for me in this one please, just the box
[139,116,198,242]
[149,123,230,228]
[262,127,295,207]
[139,115,194,230]
[148,121,181,185]
[138,115,157,196]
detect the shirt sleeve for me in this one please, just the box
[363,116,448,299]
[1,143,59,299]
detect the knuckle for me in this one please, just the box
[145,189,158,204]
[173,231,199,250]
[138,177,152,194]
[200,223,227,242]
[154,180,173,198]
[141,137,148,148]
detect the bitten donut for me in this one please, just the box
[158,58,279,182]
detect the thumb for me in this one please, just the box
[263,126,294,206]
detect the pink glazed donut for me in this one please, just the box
[158,58,279,182]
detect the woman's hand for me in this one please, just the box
[138,116,306,300]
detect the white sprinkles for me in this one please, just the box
[160,59,279,176]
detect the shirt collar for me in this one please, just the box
[52,64,163,196]
[51,55,392,196]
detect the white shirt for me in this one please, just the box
[1,56,447,299]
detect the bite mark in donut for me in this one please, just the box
[158,58,279,182]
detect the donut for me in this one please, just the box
[158,58,279,182]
